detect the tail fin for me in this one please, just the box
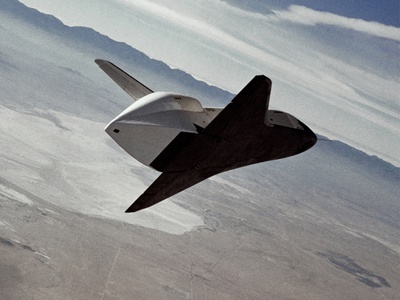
[95,59,153,100]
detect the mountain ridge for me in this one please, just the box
[2,0,233,105]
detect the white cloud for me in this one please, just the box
[85,0,400,166]
[16,0,400,165]
[272,5,400,42]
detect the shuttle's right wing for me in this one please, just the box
[125,76,317,213]
[95,59,153,100]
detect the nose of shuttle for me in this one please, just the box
[104,109,126,138]
[104,92,202,168]
[105,120,119,136]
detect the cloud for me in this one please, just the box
[17,0,400,165]
[272,5,400,42]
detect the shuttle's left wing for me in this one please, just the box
[95,59,153,100]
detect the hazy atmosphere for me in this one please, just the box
[1,1,399,299]
[19,0,400,166]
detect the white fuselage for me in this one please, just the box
[105,92,222,168]
[106,92,308,169]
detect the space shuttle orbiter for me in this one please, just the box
[96,59,317,213]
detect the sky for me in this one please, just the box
[19,0,400,166]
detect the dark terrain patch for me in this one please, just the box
[0,236,14,247]
[0,236,35,253]
[318,251,390,288]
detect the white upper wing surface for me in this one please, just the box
[95,59,153,100]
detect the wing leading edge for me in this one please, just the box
[126,76,317,212]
